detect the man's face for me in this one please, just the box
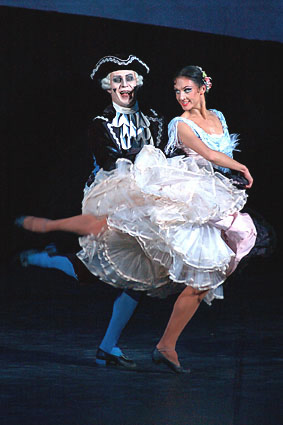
[108,70,138,107]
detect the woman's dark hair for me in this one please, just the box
[173,65,204,88]
[173,65,212,94]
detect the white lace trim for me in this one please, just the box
[90,55,150,79]
[147,109,164,147]
[93,115,109,123]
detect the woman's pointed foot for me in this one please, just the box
[15,216,50,233]
[152,348,190,374]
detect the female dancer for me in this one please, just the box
[152,65,256,371]
[18,65,257,373]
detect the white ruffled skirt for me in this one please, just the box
[77,146,257,304]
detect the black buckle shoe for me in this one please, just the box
[95,348,137,369]
[152,348,190,374]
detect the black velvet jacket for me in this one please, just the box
[86,104,167,186]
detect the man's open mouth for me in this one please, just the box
[120,90,133,96]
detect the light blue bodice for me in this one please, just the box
[166,109,239,173]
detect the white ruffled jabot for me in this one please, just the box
[111,102,153,150]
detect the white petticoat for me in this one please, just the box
[77,146,257,304]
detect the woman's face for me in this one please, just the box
[174,77,205,111]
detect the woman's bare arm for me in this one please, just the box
[177,121,253,188]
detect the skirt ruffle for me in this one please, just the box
[77,146,257,304]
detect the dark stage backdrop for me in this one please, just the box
[1,6,282,265]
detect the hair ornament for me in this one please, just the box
[197,66,212,92]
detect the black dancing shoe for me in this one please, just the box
[152,348,190,374]
[95,348,137,369]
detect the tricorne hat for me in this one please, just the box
[90,54,150,80]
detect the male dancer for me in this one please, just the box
[18,54,167,369]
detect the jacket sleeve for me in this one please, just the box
[91,118,125,166]
[85,118,121,187]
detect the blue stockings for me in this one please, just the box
[24,252,77,279]
[99,290,142,355]
[23,251,142,356]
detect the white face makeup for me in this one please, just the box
[108,70,138,107]
[174,77,205,112]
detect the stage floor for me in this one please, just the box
[1,256,282,425]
